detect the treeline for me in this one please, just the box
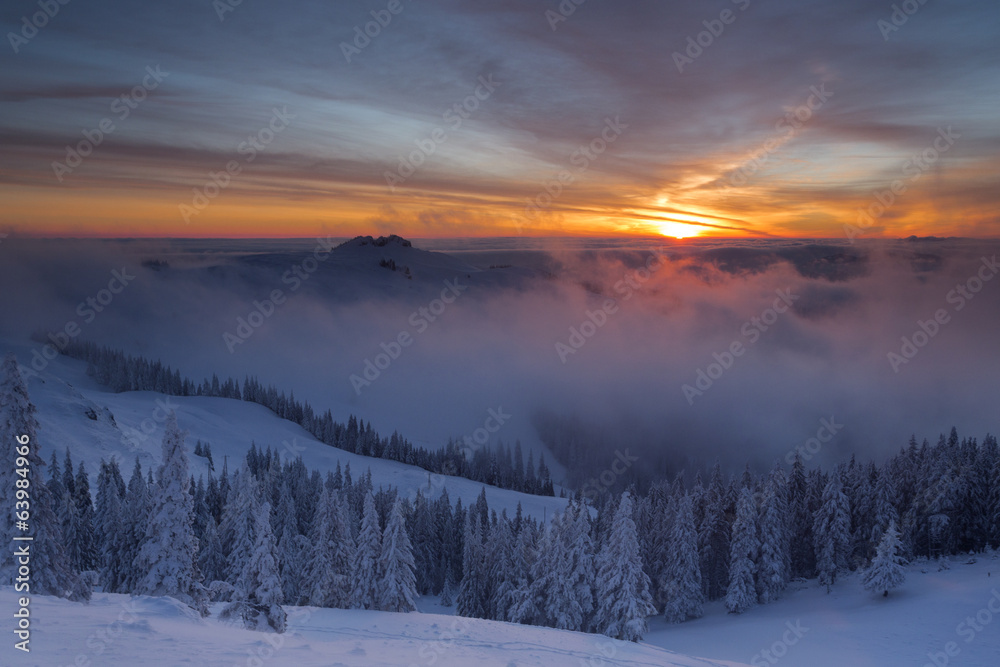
[631,428,1000,620]
[47,338,555,497]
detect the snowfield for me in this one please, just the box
[0,588,734,667]
[646,554,1000,667]
[3,554,999,666]
[4,339,571,523]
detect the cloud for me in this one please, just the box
[3,238,999,487]
[2,0,998,236]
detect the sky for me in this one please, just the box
[1,0,998,239]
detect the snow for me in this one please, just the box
[2,340,571,523]
[646,553,1000,667]
[5,554,999,665]
[0,587,728,667]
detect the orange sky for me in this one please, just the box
[3,1,997,240]
[4,161,996,240]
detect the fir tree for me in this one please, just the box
[788,452,815,578]
[456,512,488,618]
[813,475,851,592]
[222,501,286,632]
[757,465,789,604]
[563,500,595,630]
[870,466,900,556]
[199,516,226,586]
[122,458,152,592]
[726,486,759,614]
[486,515,517,621]
[592,492,656,641]
[273,482,304,604]
[699,463,730,600]
[98,469,128,592]
[59,489,85,574]
[535,513,576,629]
[0,355,89,600]
[379,499,418,612]
[351,490,381,609]
[73,460,98,572]
[135,413,206,615]
[439,570,454,607]
[305,488,354,608]
[221,463,262,599]
[863,521,906,597]
[47,450,64,515]
[662,493,703,623]
[507,522,540,625]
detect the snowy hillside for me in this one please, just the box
[0,587,738,667]
[4,553,998,666]
[4,338,570,522]
[647,554,1000,666]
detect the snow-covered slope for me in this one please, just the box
[5,554,998,666]
[0,588,738,667]
[6,340,570,522]
[646,553,1000,667]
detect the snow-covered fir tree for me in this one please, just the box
[47,451,64,515]
[58,489,85,575]
[863,521,906,597]
[757,464,789,604]
[870,465,900,553]
[457,511,488,618]
[198,516,226,585]
[699,463,731,600]
[97,463,128,592]
[274,482,304,604]
[305,487,355,608]
[0,354,89,601]
[661,493,703,623]
[813,474,851,592]
[351,490,382,609]
[73,460,98,572]
[507,521,540,625]
[440,570,454,607]
[378,499,418,612]
[536,511,582,630]
[788,452,815,579]
[222,501,286,632]
[592,492,657,641]
[563,500,595,631]
[220,463,262,590]
[726,485,759,614]
[486,513,517,621]
[122,458,152,592]
[135,412,207,615]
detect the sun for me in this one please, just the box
[656,220,700,239]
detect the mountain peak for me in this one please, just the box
[338,234,413,249]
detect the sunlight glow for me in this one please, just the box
[656,220,702,239]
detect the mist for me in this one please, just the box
[2,235,997,486]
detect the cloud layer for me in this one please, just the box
[2,237,998,482]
